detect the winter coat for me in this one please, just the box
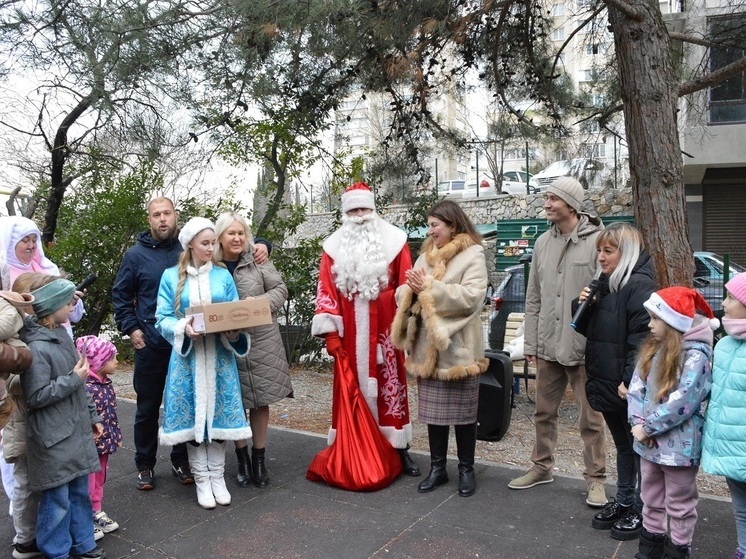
[113,231,182,350]
[524,213,604,366]
[230,249,292,409]
[86,373,122,456]
[2,373,27,462]
[627,316,713,467]
[156,262,252,445]
[19,317,101,491]
[392,234,489,380]
[574,251,656,412]
[701,325,746,482]
[0,296,32,380]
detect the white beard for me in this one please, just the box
[331,213,390,301]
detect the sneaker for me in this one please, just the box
[12,540,42,559]
[586,481,608,508]
[611,508,643,541]
[93,510,119,533]
[70,545,106,558]
[508,469,553,490]
[137,469,155,490]
[93,526,105,541]
[172,463,194,485]
[591,499,630,530]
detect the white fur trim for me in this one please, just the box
[311,313,344,337]
[159,427,196,447]
[210,426,253,441]
[341,189,375,213]
[327,427,336,446]
[179,217,215,250]
[322,217,407,266]
[173,317,191,357]
[354,297,371,409]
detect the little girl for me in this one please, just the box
[20,277,104,559]
[702,272,746,559]
[77,335,122,537]
[628,286,717,559]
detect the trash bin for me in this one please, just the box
[476,350,514,442]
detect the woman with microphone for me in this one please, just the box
[572,222,656,542]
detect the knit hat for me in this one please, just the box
[725,272,746,307]
[644,286,719,332]
[30,278,76,318]
[341,182,376,214]
[76,335,117,376]
[178,217,215,250]
[546,176,585,214]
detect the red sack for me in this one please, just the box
[306,347,402,491]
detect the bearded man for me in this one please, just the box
[312,182,419,477]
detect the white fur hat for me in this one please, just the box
[341,182,376,214]
[178,217,215,249]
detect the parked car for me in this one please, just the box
[463,177,498,198]
[487,251,742,351]
[499,170,537,195]
[437,179,466,198]
[693,251,745,312]
[533,158,608,191]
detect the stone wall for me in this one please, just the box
[284,187,635,284]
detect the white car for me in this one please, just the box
[437,179,466,198]
[463,178,497,198]
[533,159,608,191]
[498,171,536,195]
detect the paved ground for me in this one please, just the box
[0,400,737,559]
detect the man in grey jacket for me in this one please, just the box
[507,177,608,508]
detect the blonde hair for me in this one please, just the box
[214,211,254,262]
[596,222,645,293]
[636,323,684,402]
[173,240,224,315]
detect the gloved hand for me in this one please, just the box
[326,332,343,355]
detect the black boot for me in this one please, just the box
[455,422,477,497]
[418,425,449,493]
[251,447,270,488]
[234,446,252,487]
[610,508,643,541]
[635,528,667,559]
[661,541,690,559]
[398,447,421,477]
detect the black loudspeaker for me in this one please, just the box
[477,350,514,442]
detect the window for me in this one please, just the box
[581,69,595,82]
[586,43,606,55]
[552,27,565,41]
[552,3,565,16]
[590,93,606,106]
[708,17,746,124]
[580,143,606,158]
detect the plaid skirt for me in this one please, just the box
[417,375,480,425]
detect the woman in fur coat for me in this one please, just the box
[392,200,488,497]
[156,217,252,510]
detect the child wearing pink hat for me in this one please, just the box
[628,286,717,559]
[76,335,122,538]
[702,272,746,559]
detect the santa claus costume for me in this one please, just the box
[311,183,418,481]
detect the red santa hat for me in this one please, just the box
[341,182,376,214]
[643,286,719,332]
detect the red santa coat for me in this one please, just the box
[312,219,413,449]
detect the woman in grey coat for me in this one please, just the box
[215,212,293,488]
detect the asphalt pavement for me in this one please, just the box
[0,400,737,559]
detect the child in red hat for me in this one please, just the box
[628,286,717,559]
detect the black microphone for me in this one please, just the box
[571,279,600,330]
[75,272,98,292]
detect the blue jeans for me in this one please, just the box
[133,344,188,471]
[36,475,95,559]
[727,478,746,554]
[603,409,642,511]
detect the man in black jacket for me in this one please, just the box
[113,197,191,490]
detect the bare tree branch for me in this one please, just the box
[679,56,746,97]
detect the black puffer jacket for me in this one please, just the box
[575,251,656,413]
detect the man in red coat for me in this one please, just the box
[312,182,419,477]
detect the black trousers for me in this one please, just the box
[133,344,187,471]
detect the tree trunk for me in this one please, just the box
[606,1,693,287]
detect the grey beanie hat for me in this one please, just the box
[546,176,584,214]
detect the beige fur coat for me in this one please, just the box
[392,234,488,380]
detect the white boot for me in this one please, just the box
[206,441,231,506]
[187,443,216,509]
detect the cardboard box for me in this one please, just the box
[187,298,273,334]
